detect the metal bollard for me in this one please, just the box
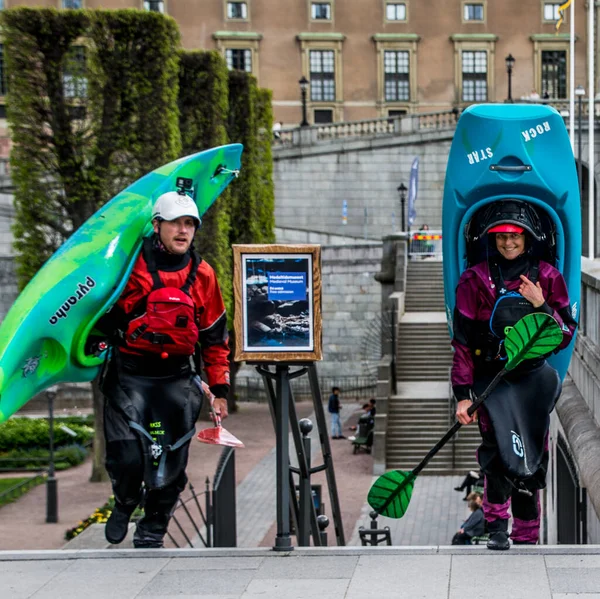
[46,387,58,523]
[317,514,329,546]
[297,418,313,546]
[358,510,392,546]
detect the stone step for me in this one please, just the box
[396,354,452,361]
[404,301,446,307]
[397,369,450,376]
[397,375,449,381]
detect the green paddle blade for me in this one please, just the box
[367,469,415,518]
[504,312,563,371]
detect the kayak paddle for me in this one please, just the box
[367,312,563,519]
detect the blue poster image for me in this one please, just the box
[243,255,313,351]
[267,272,307,301]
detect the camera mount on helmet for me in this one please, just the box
[175,177,194,195]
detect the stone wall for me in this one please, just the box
[237,242,383,382]
[273,130,454,240]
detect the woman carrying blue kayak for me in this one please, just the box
[452,199,577,550]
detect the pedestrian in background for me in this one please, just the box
[328,386,345,439]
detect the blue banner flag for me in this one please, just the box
[407,157,419,227]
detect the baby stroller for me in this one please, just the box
[350,413,374,454]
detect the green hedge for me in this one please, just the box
[2,8,181,288]
[178,50,233,319]
[0,418,94,451]
[0,443,89,470]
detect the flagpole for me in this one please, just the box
[588,0,595,259]
[569,0,575,151]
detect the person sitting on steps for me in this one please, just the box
[453,469,484,500]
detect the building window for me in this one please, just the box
[541,50,566,98]
[0,45,7,96]
[311,2,331,20]
[314,109,333,123]
[144,0,164,13]
[63,46,87,99]
[462,50,487,102]
[227,1,247,19]
[309,50,335,101]
[225,48,252,73]
[384,50,410,102]
[62,0,83,8]
[543,2,561,21]
[464,3,484,21]
[386,2,406,21]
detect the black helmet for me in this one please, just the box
[475,199,544,241]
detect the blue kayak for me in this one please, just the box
[442,104,580,380]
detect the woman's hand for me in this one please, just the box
[519,275,545,308]
[456,399,477,425]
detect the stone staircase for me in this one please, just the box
[404,260,446,312]
[385,260,479,475]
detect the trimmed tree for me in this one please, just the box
[178,50,232,316]
[2,7,182,480]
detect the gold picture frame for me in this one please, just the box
[233,244,322,362]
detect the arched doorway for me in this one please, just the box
[556,434,587,544]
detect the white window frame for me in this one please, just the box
[373,34,419,116]
[461,50,488,102]
[451,35,497,107]
[385,2,407,22]
[213,33,262,79]
[542,2,562,22]
[143,0,165,14]
[462,2,485,23]
[298,35,345,124]
[226,1,249,21]
[225,48,253,73]
[309,1,334,22]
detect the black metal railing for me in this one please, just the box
[167,478,212,548]
[166,446,237,548]
[236,374,377,403]
[212,446,236,547]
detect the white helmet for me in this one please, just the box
[152,191,201,226]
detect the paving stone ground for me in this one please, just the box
[2,547,600,598]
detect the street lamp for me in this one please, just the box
[576,84,585,201]
[46,387,58,523]
[299,76,310,127]
[397,182,407,232]
[505,54,515,103]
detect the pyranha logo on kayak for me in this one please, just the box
[48,276,96,325]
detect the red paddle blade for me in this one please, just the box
[197,425,245,448]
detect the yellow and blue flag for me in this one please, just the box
[556,0,572,32]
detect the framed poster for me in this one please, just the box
[233,244,322,362]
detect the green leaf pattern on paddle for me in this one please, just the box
[504,313,563,371]
[367,469,415,518]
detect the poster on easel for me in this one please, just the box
[233,244,322,362]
